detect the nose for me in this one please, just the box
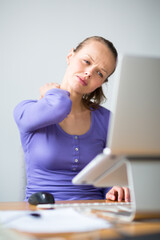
[84,66,95,78]
[84,69,93,78]
[84,72,90,78]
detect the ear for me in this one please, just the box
[66,48,75,64]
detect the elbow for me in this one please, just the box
[13,106,32,133]
[55,96,72,122]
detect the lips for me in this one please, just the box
[76,76,88,86]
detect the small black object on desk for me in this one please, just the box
[28,192,55,205]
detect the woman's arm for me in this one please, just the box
[13,84,72,133]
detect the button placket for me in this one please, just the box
[72,135,79,171]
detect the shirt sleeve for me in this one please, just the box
[13,88,72,133]
[102,187,112,198]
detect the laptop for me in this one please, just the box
[72,55,160,221]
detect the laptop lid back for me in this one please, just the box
[108,55,160,156]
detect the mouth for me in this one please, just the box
[76,76,88,86]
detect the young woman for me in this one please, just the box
[14,36,130,202]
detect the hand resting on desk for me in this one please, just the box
[106,186,130,202]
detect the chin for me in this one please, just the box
[70,83,85,94]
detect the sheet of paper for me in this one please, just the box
[0,208,111,233]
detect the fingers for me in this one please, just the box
[112,186,124,202]
[123,187,130,202]
[106,188,117,201]
[106,186,130,202]
[39,83,60,99]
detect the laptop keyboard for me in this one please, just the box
[37,201,132,213]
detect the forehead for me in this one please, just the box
[77,40,111,58]
[75,40,116,73]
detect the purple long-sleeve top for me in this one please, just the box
[13,88,111,201]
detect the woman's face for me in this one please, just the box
[65,40,116,95]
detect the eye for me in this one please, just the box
[83,59,90,65]
[97,71,103,78]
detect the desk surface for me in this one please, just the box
[0,200,160,240]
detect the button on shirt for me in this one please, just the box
[13,88,110,201]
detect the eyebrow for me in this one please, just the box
[85,54,108,74]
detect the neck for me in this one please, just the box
[71,94,85,114]
[60,77,86,114]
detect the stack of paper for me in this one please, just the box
[0,208,111,233]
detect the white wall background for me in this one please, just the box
[0,0,160,201]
